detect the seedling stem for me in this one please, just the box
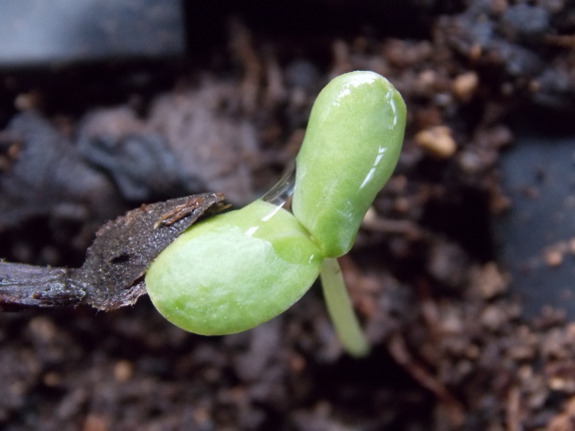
[320,257,370,357]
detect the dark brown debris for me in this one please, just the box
[0,193,224,311]
[1,0,575,430]
[0,111,124,234]
[77,107,205,202]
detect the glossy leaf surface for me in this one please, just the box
[292,71,406,257]
[146,200,323,335]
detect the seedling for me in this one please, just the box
[146,71,406,357]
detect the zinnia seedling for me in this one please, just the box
[145,71,406,357]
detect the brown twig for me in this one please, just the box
[0,193,225,311]
[387,332,466,427]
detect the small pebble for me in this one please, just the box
[453,72,479,103]
[43,372,62,387]
[471,262,509,299]
[362,206,378,225]
[548,376,568,391]
[114,360,134,382]
[545,250,563,267]
[83,415,108,431]
[14,91,41,111]
[415,126,457,158]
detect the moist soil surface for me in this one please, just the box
[1,1,575,430]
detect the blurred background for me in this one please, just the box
[1,1,575,430]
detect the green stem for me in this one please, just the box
[320,258,370,357]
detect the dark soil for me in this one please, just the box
[2,1,575,430]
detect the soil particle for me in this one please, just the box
[452,71,479,103]
[148,79,259,204]
[1,1,575,429]
[77,107,204,202]
[0,111,123,237]
[415,126,458,159]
